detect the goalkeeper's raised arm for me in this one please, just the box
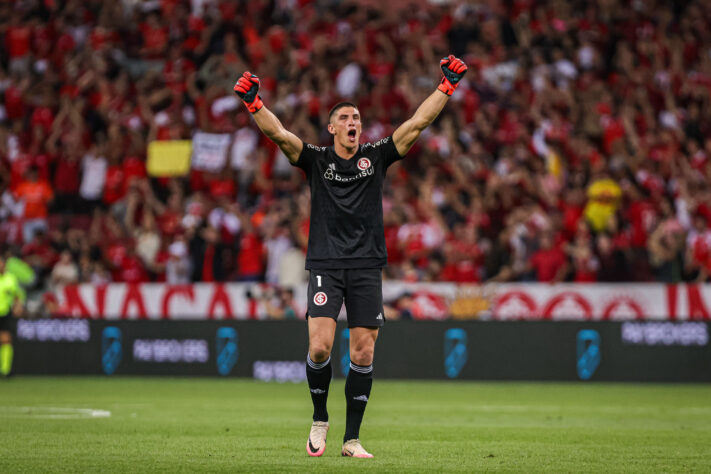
[392,54,467,157]
[233,71,303,164]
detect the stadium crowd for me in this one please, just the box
[2,0,711,295]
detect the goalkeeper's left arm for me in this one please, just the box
[392,55,467,157]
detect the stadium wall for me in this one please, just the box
[14,320,710,382]
[53,282,711,320]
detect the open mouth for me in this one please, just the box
[347,129,357,142]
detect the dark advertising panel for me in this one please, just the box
[13,320,711,382]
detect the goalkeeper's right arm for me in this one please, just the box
[234,72,303,164]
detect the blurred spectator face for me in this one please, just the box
[26,168,39,182]
[59,250,72,265]
[167,193,182,211]
[576,220,591,239]
[693,215,707,232]
[142,212,156,231]
[596,234,612,256]
[203,226,219,243]
[279,288,294,304]
[567,187,585,206]
[463,224,478,243]
[169,237,188,260]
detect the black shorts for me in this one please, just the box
[306,268,384,328]
[0,315,15,333]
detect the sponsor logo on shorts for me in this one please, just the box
[314,292,328,306]
[357,157,371,170]
[376,312,383,320]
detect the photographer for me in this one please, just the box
[262,286,297,320]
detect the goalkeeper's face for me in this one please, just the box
[328,106,361,148]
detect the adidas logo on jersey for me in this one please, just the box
[353,395,369,402]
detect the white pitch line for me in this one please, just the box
[0,407,111,419]
[464,405,711,415]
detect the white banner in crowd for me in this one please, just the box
[191,132,231,172]
[53,283,711,321]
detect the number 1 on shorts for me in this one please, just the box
[316,275,322,287]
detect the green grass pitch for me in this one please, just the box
[0,378,710,472]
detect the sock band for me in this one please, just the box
[308,354,331,370]
[344,360,373,442]
[349,361,373,374]
[306,354,332,422]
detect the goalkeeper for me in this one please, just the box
[234,55,467,458]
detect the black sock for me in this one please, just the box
[306,354,332,422]
[344,361,373,442]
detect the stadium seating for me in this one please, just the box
[1,0,711,293]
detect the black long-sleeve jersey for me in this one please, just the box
[292,136,403,270]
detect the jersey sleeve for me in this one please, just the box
[293,142,320,173]
[380,135,404,168]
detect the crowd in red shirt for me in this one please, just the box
[2,0,711,289]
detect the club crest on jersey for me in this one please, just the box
[314,292,328,306]
[357,157,371,170]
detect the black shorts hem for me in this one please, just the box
[346,322,384,329]
[306,313,338,321]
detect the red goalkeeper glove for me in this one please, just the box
[437,55,468,96]
[233,71,264,113]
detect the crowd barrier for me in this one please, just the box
[15,320,710,382]
[54,282,711,320]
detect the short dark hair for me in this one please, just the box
[328,102,359,122]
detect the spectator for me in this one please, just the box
[685,214,711,282]
[50,250,79,288]
[79,144,108,212]
[134,211,161,270]
[235,216,265,282]
[2,0,711,288]
[0,178,23,244]
[166,236,191,284]
[648,220,686,283]
[117,247,149,284]
[13,168,53,243]
[595,233,630,282]
[189,224,230,282]
[264,287,297,320]
[263,219,293,285]
[565,223,599,283]
[528,233,567,283]
[384,292,414,321]
[584,173,622,234]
